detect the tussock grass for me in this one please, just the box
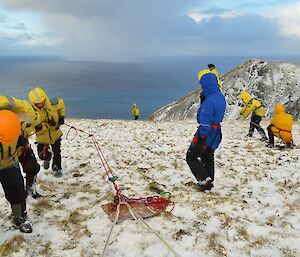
[0,235,25,256]
[173,229,191,240]
[237,227,250,241]
[147,181,164,194]
[248,236,268,248]
[39,241,52,256]
[208,233,226,256]
[32,198,54,217]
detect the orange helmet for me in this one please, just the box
[0,110,21,144]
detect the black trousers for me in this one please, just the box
[0,165,27,217]
[186,144,215,182]
[37,138,62,169]
[267,125,275,144]
[249,113,266,137]
[19,146,40,189]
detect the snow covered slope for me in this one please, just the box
[150,59,300,121]
[0,119,299,257]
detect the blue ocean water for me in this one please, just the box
[0,56,298,120]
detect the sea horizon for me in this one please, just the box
[1,55,299,120]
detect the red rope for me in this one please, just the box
[64,124,119,194]
[64,123,174,212]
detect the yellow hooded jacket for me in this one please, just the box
[28,87,65,145]
[239,91,266,118]
[0,96,42,169]
[270,104,293,143]
[132,104,140,117]
[0,140,20,171]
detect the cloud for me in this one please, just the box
[1,1,300,60]
[272,2,300,39]
[188,8,241,23]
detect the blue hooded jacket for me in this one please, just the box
[196,73,226,150]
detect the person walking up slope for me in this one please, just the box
[132,103,140,120]
[0,96,42,198]
[0,110,33,233]
[186,70,226,191]
[267,104,294,148]
[239,91,268,141]
[28,87,65,177]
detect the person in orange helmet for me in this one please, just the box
[0,95,42,198]
[267,104,294,148]
[0,110,33,233]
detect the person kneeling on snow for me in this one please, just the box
[239,91,268,141]
[267,104,293,148]
[28,87,65,177]
[186,69,226,191]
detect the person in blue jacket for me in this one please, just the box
[186,69,226,191]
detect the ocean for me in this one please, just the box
[0,56,298,120]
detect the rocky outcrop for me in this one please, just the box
[149,59,300,121]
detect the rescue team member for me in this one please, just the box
[0,110,33,233]
[239,91,268,141]
[0,96,42,198]
[132,103,140,120]
[28,87,65,177]
[186,69,226,191]
[267,104,293,148]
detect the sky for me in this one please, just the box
[0,0,300,61]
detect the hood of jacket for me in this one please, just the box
[199,70,219,96]
[240,91,252,104]
[274,103,284,114]
[28,87,51,110]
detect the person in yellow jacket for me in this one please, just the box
[239,91,268,140]
[28,87,65,177]
[132,103,140,120]
[267,104,293,148]
[0,96,42,198]
[0,110,33,233]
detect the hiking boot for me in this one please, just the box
[267,143,274,148]
[13,216,33,233]
[198,178,214,192]
[52,164,62,177]
[54,169,63,177]
[247,132,253,137]
[43,161,50,170]
[260,136,268,142]
[26,185,43,199]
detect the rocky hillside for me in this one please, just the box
[149,59,300,121]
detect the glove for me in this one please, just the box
[192,134,207,153]
[59,116,65,125]
[17,135,27,148]
[34,123,43,132]
[198,135,207,153]
[48,119,56,127]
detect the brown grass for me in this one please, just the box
[0,235,25,256]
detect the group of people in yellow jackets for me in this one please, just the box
[239,91,294,147]
[0,88,65,233]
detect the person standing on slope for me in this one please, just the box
[267,103,294,148]
[0,110,33,233]
[186,69,226,191]
[0,96,42,198]
[239,91,268,141]
[132,103,140,120]
[28,87,65,177]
